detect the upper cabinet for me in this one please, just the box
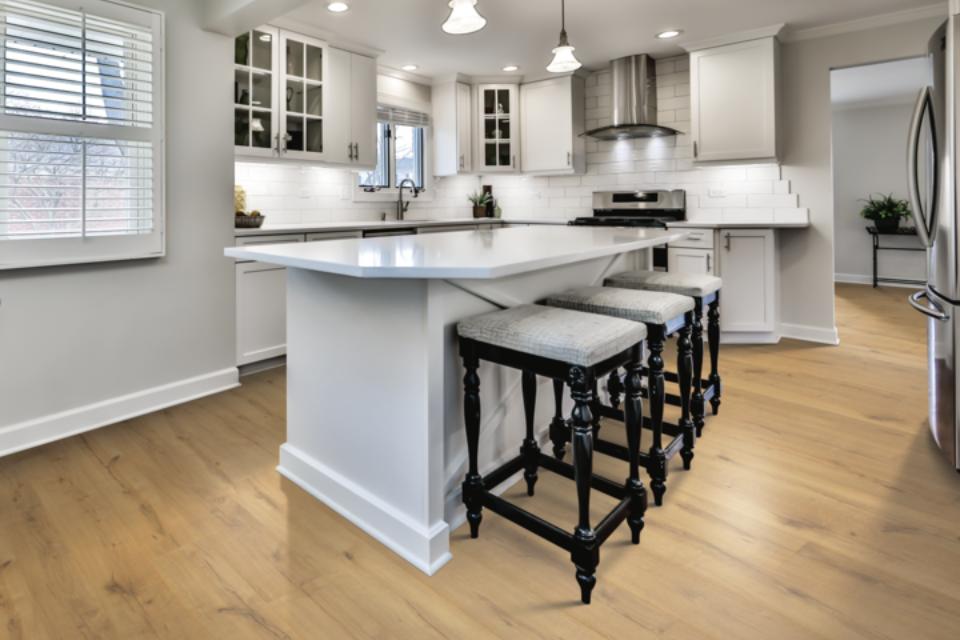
[279,31,326,159]
[325,48,378,168]
[433,81,473,176]
[234,27,377,168]
[520,76,586,176]
[477,84,519,172]
[234,26,279,157]
[689,37,779,163]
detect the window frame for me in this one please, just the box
[0,0,165,271]
[354,120,432,203]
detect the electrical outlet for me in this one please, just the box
[708,187,727,198]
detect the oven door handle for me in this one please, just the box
[909,290,949,321]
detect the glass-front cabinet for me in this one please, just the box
[234,26,279,157]
[477,84,519,172]
[234,27,328,161]
[280,31,325,158]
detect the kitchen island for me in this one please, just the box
[225,226,686,574]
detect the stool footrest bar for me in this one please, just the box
[481,492,574,552]
[537,453,627,500]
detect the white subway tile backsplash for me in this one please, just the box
[748,193,799,208]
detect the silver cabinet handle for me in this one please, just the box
[693,141,698,158]
[459,154,464,170]
[354,143,359,162]
[567,151,571,166]
[348,142,354,161]
[909,290,949,321]
[724,232,731,251]
[706,254,712,272]
[512,155,516,169]
[907,86,938,248]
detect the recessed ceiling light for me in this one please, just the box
[401,64,419,72]
[502,65,519,72]
[327,2,349,13]
[657,29,682,39]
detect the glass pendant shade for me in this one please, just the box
[547,42,582,73]
[442,0,486,35]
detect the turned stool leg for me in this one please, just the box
[520,371,541,496]
[568,366,599,605]
[461,343,484,538]
[678,313,695,471]
[646,325,668,506]
[708,294,722,415]
[691,299,706,437]
[549,378,567,460]
[623,345,647,543]
[590,378,602,440]
[607,368,623,411]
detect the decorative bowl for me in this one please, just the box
[235,215,265,229]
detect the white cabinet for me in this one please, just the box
[668,247,715,275]
[233,26,279,157]
[433,82,473,176]
[326,48,378,167]
[520,76,586,175]
[236,262,289,365]
[690,37,779,163]
[234,27,377,167]
[717,229,776,333]
[477,84,520,172]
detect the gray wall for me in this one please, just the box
[832,103,925,284]
[779,16,943,336]
[0,0,236,428]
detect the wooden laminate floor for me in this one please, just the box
[2,283,959,639]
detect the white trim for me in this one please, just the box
[0,367,239,458]
[268,16,383,58]
[278,443,452,576]
[835,273,925,288]
[779,323,841,345]
[721,331,782,345]
[783,4,947,43]
[682,23,785,52]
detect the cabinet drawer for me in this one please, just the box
[234,233,305,262]
[671,228,715,250]
[667,248,715,275]
[306,231,362,242]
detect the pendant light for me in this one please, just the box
[442,0,486,35]
[547,0,582,73]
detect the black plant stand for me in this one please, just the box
[867,226,925,288]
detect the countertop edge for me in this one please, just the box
[234,218,569,237]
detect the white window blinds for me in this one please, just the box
[376,104,430,128]
[0,0,163,270]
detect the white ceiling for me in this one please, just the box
[831,57,931,109]
[280,0,945,81]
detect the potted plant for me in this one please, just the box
[468,191,492,219]
[859,193,911,233]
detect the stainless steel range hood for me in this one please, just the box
[584,54,680,140]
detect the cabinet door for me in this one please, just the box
[477,84,519,172]
[521,77,572,174]
[324,47,353,165]
[236,262,288,365]
[717,229,775,332]
[668,248,715,275]
[690,37,777,163]
[279,31,326,160]
[350,54,378,168]
[234,26,279,158]
[456,82,473,173]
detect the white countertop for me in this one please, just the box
[666,221,810,229]
[234,217,569,237]
[225,226,687,280]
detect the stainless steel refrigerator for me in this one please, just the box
[907,17,960,472]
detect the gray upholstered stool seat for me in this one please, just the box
[457,304,647,368]
[605,270,722,298]
[543,286,695,327]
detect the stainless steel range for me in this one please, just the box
[571,190,685,271]
[571,190,686,228]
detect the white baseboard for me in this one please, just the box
[0,367,239,458]
[721,331,782,345]
[278,443,452,576]
[779,322,840,345]
[835,273,923,289]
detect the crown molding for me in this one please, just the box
[268,16,385,58]
[682,24,785,52]
[783,3,946,43]
[378,65,432,86]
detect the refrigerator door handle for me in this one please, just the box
[907,85,939,248]
[909,290,950,321]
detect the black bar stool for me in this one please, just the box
[457,304,648,604]
[543,286,696,506]
[605,271,723,435]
